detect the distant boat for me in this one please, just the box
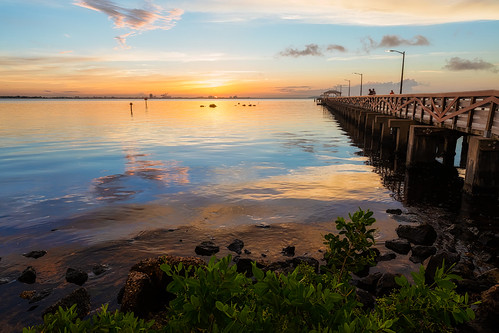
[209,104,217,108]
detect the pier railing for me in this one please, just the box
[324,90,499,138]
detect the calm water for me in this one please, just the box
[0,99,402,250]
[0,99,407,329]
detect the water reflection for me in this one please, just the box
[323,105,499,223]
[92,148,190,202]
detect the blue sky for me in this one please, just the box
[0,0,498,97]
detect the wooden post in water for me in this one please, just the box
[130,102,133,116]
[144,97,148,109]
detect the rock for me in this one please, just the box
[410,245,437,263]
[20,290,36,300]
[355,272,382,294]
[42,288,90,319]
[478,268,499,285]
[120,271,156,318]
[29,289,52,303]
[0,277,10,285]
[281,246,295,257]
[22,250,47,259]
[376,273,401,297]
[256,223,270,228]
[121,256,205,318]
[236,258,265,277]
[244,249,251,255]
[396,224,437,245]
[292,256,319,272]
[356,288,375,309]
[377,252,396,262]
[92,264,109,276]
[456,278,492,294]
[479,284,499,318]
[424,251,460,285]
[66,268,88,286]
[227,239,244,255]
[195,241,219,256]
[478,231,499,248]
[18,266,36,284]
[385,238,411,254]
[386,208,402,215]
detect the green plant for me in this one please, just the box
[323,208,377,280]
[23,304,155,333]
[374,264,476,333]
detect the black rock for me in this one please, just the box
[23,250,47,259]
[410,245,437,263]
[425,251,460,285]
[385,238,411,254]
[376,273,401,297]
[42,288,90,319]
[18,266,36,284]
[355,272,382,294]
[227,239,244,255]
[292,256,320,272]
[386,208,402,215]
[92,264,109,276]
[29,288,52,304]
[65,268,88,286]
[0,277,10,285]
[195,241,220,256]
[244,249,252,255]
[281,246,295,257]
[396,224,437,246]
[356,288,375,309]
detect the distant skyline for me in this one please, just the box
[1,0,498,97]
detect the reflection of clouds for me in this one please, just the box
[199,164,391,203]
[92,151,189,201]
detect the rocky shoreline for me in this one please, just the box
[9,207,498,332]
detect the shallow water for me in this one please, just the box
[0,99,410,329]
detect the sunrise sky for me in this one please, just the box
[1,0,498,97]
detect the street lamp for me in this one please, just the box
[387,49,405,94]
[344,79,351,96]
[353,72,363,96]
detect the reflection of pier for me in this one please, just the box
[322,90,499,199]
[321,90,499,219]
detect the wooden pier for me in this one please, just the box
[321,90,499,198]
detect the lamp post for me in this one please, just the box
[344,79,351,96]
[387,49,405,94]
[353,72,363,96]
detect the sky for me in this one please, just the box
[0,0,498,98]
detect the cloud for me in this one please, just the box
[74,0,183,48]
[280,44,322,57]
[170,0,499,26]
[362,34,429,52]
[327,44,346,52]
[379,35,429,47]
[280,43,347,57]
[443,57,498,73]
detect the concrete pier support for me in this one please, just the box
[388,119,418,154]
[406,125,459,169]
[374,116,396,142]
[463,137,499,196]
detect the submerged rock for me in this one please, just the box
[18,266,36,284]
[195,241,219,256]
[23,250,47,259]
[281,246,295,257]
[66,268,88,286]
[227,239,244,255]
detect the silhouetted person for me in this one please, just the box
[390,90,395,95]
